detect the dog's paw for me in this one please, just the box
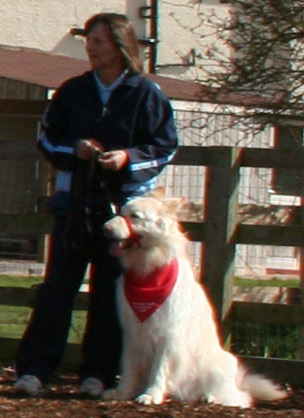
[135,393,154,405]
[135,392,164,405]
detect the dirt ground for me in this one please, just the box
[0,365,303,418]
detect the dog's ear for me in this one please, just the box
[145,186,166,200]
[162,197,188,218]
[163,197,203,222]
[145,188,203,222]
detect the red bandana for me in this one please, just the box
[124,258,179,322]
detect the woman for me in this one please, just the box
[14,13,178,398]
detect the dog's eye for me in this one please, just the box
[129,212,141,219]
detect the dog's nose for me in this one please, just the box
[103,222,113,238]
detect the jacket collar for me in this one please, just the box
[81,70,142,89]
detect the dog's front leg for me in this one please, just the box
[135,349,169,405]
[103,344,141,401]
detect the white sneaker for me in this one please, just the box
[14,375,43,396]
[79,377,105,398]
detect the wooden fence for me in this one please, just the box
[0,100,304,388]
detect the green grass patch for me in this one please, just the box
[234,277,300,288]
[0,305,33,339]
[232,321,300,359]
[0,275,43,288]
[1,274,298,289]
[0,275,87,344]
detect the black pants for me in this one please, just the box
[14,216,122,387]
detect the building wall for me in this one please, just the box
[154,1,232,80]
[0,0,126,59]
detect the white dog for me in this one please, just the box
[103,195,287,408]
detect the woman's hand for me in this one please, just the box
[75,139,104,160]
[98,150,129,171]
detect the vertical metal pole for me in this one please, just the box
[150,0,158,73]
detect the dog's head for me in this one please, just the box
[104,195,187,270]
[104,196,182,249]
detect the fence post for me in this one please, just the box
[298,198,304,359]
[274,125,304,358]
[201,146,242,341]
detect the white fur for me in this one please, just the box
[103,196,287,408]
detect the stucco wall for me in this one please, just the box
[156,1,232,80]
[0,0,128,59]
[0,0,229,80]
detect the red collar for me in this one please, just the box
[124,258,179,322]
[122,215,141,247]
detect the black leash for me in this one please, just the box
[64,151,116,257]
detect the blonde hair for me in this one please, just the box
[84,13,143,74]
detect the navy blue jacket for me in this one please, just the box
[38,70,178,205]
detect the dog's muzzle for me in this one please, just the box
[104,215,141,256]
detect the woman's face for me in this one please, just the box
[85,22,124,70]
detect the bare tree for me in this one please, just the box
[197,0,304,117]
[165,0,304,144]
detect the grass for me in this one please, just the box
[0,275,43,288]
[233,276,301,359]
[234,276,300,288]
[0,275,86,344]
[0,274,300,288]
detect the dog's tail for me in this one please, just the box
[241,371,288,402]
